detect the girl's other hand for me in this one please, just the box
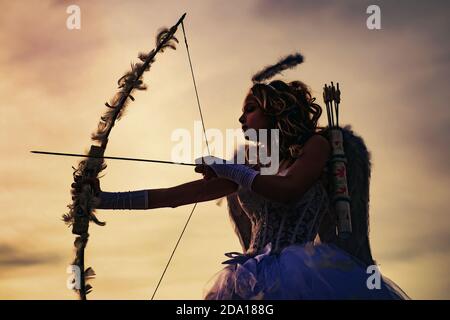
[71,176,102,196]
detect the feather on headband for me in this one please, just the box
[251,52,304,83]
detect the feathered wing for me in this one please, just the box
[226,193,252,252]
[320,125,375,266]
[224,145,253,252]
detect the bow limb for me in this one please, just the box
[63,13,187,300]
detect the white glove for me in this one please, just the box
[195,156,259,190]
[98,190,149,210]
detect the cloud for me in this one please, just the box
[254,0,450,26]
[0,1,107,95]
[379,232,450,263]
[0,0,448,299]
[253,0,450,175]
[0,244,60,268]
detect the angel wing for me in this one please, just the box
[224,145,253,252]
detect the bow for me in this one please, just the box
[62,13,209,299]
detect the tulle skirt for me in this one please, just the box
[203,242,409,300]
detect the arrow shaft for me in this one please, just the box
[31,150,196,166]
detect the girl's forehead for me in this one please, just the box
[244,93,258,103]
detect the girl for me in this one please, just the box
[77,54,409,300]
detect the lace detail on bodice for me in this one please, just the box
[235,180,329,256]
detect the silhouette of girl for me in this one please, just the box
[77,53,409,300]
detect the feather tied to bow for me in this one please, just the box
[62,15,185,299]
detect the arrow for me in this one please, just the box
[30,150,196,166]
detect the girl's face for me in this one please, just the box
[239,92,274,139]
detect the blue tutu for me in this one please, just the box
[203,242,409,300]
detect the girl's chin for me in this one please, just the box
[243,135,259,142]
[242,128,266,142]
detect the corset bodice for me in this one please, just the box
[236,180,329,256]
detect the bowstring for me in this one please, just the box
[151,20,210,300]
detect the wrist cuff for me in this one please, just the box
[98,190,149,210]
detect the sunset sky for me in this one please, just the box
[0,0,449,299]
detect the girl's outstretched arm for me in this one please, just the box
[95,177,238,210]
[147,178,238,209]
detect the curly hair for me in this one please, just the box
[250,54,379,268]
[250,80,323,160]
